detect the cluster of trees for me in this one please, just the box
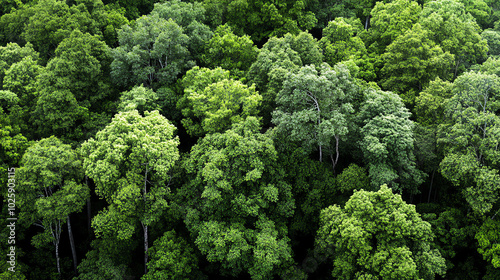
[1,0,500,279]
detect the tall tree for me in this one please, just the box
[110,14,193,90]
[358,89,426,193]
[272,63,358,172]
[202,24,259,78]
[33,29,114,142]
[438,71,500,215]
[316,185,447,279]
[178,66,262,137]
[17,136,89,275]
[419,0,488,77]
[81,109,180,274]
[180,117,295,279]
[380,23,455,107]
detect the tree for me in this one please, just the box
[180,117,295,279]
[81,109,180,274]
[438,71,500,215]
[117,85,160,114]
[178,66,262,137]
[111,14,193,90]
[482,29,500,56]
[319,17,366,67]
[142,230,203,280]
[33,29,114,142]
[419,0,488,77]
[380,23,455,107]
[316,185,447,279]
[367,0,422,55]
[202,24,259,78]
[272,63,357,172]
[75,237,134,280]
[17,136,89,275]
[202,0,317,42]
[358,89,426,193]
[150,0,212,63]
[247,36,303,124]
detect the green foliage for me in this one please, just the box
[117,85,160,114]
[33,29,113,142]
[306,0,357,29]
[0,42,39,88]
[476,219,500,268]
[316,185,447,279]
[202,0,317,42]
[336,163,371,193]
[202,24,259,78]
[272,63,357,171]
[415,78,454,126]
[482,29,500,56]
[419,0,488,76]
[358,89,426,193]
[380,23,455,107]
[75,237,134,280]
[150,0,212,63]
[17,136,87,224]
[178,66,261,137]
[319,17,366,66]
[439,71,500,215]
[367,0,422,55]
[181,117,294,279]
[142,230,202,280]
[111,14,193,90]
[82,109,180,239]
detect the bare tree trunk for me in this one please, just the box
[319,145,322,162]
[365,15,370,30]
[85,176,91,235]
[67,215,78,274]
[144,223,149,275]
[427,170,435,203]
[55,241,61,276]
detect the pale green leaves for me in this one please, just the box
[82,109,180,238]
[316,185,446,279]
[178,67,262,136]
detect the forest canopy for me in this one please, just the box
[1,0,500,279]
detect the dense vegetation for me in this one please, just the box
[1,0,500,279]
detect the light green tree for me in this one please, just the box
[111,14,193,90]
[81,109,180,274]
[202,24,259,78]
[178,66,262,136]
[142,230,203,280]
[419,0,488,77]
[316,185,447,279]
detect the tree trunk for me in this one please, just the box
[143,164,149,275]
[67,215,78,274]
[427,170,435,203]
[319,144,322,162]
[55,241,61,276]
[365,15,370,30]
[144,223,149,275]
[85,176,91,235]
